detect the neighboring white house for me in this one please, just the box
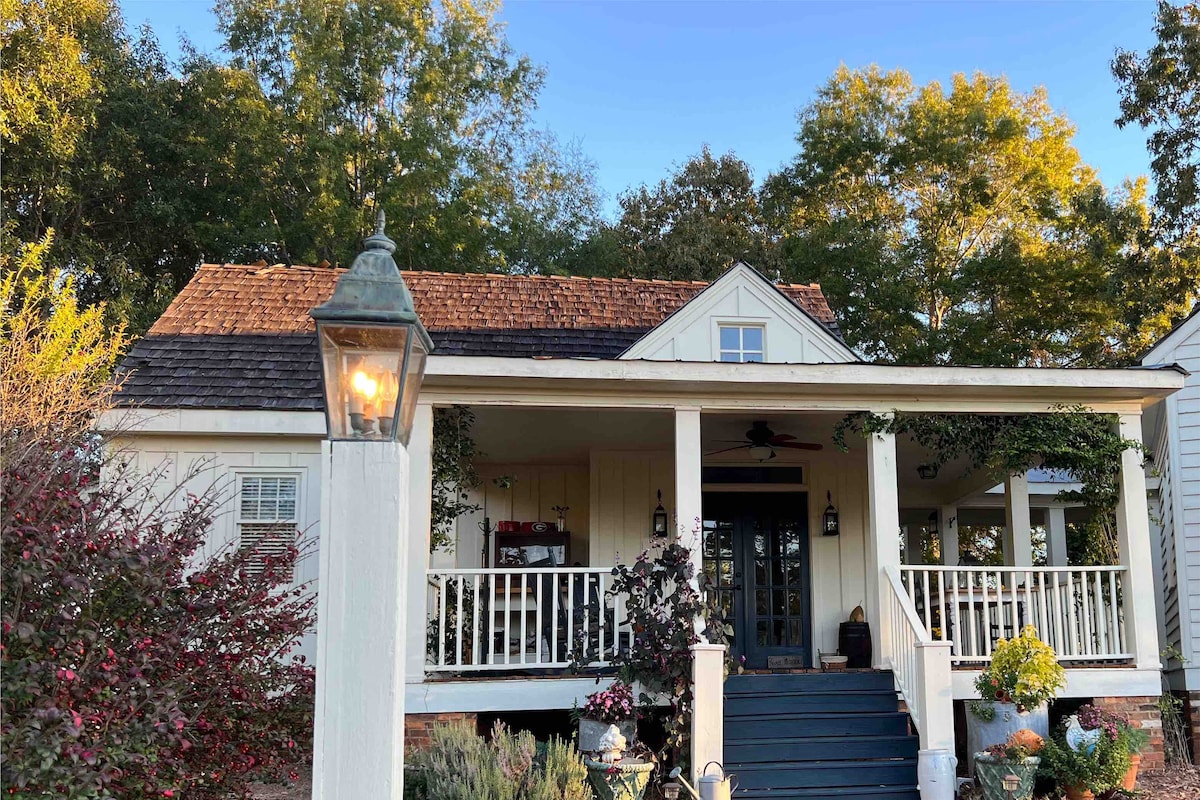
[112,257,1184,795]
[1142,306,1200,760]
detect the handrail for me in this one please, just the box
[883,565,954,752]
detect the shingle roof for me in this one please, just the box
[117,264,841,410]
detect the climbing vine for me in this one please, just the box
[833,406,1145,564]
[430,406,482,552]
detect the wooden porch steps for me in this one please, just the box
[723,671,919,800]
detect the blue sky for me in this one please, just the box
[121,0,1160,216]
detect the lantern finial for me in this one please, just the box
[363,208,396,254]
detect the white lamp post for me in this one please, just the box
[310,211,432,800]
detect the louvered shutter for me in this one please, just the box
[237,475,299,579]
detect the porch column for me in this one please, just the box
[405,402,435,684]
[1114,413,1160,669]
[866,428,900,668]
[312,440,409,800]
[939,506,958,566]
[1002,473,1033,567]
[691,643,726,783]
[1046,506,1069,567]
[674,407,704,598]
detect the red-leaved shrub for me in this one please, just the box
[1,432,316,798]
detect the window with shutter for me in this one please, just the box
[236,474,300,579]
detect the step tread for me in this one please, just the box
[731,758,917,772]
[733,787,920,799]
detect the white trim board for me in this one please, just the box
[951,668,1162,699]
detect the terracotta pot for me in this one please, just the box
[1121,752,1142,791]
[1064,786,1094,800]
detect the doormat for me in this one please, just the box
[766,655,809,669]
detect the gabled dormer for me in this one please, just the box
[619,262,858,364]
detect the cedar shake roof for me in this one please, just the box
[117,264,841,410]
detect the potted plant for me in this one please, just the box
[965,625,1065,770]
[578,680,637,754]
[973,730,1043,800]
[1039,717,1131,800]
[1072,704,1150,791]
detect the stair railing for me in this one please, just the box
[883,564,955,752]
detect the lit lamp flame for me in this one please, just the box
[348,369,379,433]
[377,371,399,436]
[351,370,378,401]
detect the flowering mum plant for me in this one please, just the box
[1075,704,1150,754]
[979,730,1043,763]
[973,626,1065,713]
[582,681,636,725]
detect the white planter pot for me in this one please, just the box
[578,718,636,754]
[917,748,958,800]
[964,702,1049,776]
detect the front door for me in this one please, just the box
[702,493,811,669]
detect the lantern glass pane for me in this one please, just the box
[395,337,428,446]
[318,323,410,441]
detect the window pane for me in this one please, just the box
[743,352,763,363]
[720,352,741,362]
[240,476,298,522]
[742,327,763,351]
[719,326,740,350]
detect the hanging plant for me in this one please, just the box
[430,406,482,553]
[833,406,1145,563]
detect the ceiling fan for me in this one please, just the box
[706,421,823,461]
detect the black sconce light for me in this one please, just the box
[822,490,839,536]
[652,490,668,538]
[917,463,939,480]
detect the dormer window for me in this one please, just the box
[719,324,764,362]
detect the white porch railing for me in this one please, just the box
[426,567,632,672]
[883,565,954,751]
[900,566,1131,666]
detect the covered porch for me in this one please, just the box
[401,357,1180,753]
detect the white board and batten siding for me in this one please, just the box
[117,434,324,663]
[1143,312,1200,690]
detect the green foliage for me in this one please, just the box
[1039,724,1131,794]
[2,0,603,335]
[406,721,590,800]
[765,65,1198,366]
[834,408,1142,563]
[599,540,729,771]
[974,626,1065,712]
[611,146,778,281]
[1115,1,1200,239]
[431,406,483,553]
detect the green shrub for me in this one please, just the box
[974,626,1065,712]
[406,721,590,800]
[1039,725,1130,795]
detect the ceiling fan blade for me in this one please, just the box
[769,433,797,442]
[713,439,753,444]
[704,445,750,456]
[774,441,823,451]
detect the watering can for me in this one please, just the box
[698,762,736,800]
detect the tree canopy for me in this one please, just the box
[763,66,1197,365]
[1114,1,1200,239]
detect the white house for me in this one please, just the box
[1143,306,1200,761]
[113,255,1184,798]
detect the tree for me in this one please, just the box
[214,0,602,273]
[765,66,1191,365]
[612,146,777,281]
[1114,1,1200,239]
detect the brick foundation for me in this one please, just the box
[1091,696,1165,772]
[405,712,478,751]
[1183,690,1200,764]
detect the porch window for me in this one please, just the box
[235,474,300,579]
[718,325,764,362]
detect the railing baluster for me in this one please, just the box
[472,574,480,666]
[1079,568,1093,656]
[1036,571,1048,652]
[455,575,464,667]
[949,569,961,659]
[980,570,992,658]
[1108,570,1121,657]
[566,571,575,663]
[936,570,947,645]
[534,571,543,666]
[504,573,512,665]
[598,572,608,662]
[488,572,496,665]
[1093,570,1108,656]
[1051,571,1065,656]
[921,570,932,636]
[964,571,976,661]
[519,573,528,665]
[438,576,447,668]
[552,569,560,665]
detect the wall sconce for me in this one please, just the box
[822,490,840,536]
[917,463,939,480]
[652,490,668,538]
